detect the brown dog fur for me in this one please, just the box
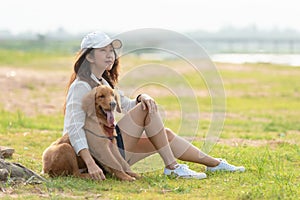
[42,85,139,181]
[42,134,90,178]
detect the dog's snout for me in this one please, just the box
[110,101,116,109]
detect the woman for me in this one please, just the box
[63,31,245,180]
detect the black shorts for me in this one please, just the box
[115,125,125,159]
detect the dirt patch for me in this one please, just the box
[0,66,209,116]
[0,67,69,116]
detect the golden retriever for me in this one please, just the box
[42,85,139,181]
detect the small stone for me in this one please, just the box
[0,146,15,158]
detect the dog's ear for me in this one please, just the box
[114,90,122,113]
[82,87,97,116]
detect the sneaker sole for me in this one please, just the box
[166,172,207,179]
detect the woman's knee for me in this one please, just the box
[130,103,149,124]
[119,103,148,127]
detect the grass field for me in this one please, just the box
[0,49,299,199]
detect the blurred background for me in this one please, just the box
[1,0,299,66]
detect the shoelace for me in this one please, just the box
[220,160,236,170]
[220,159,228,163]
[176,164,198,175]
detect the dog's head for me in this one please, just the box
[82,85,121,127]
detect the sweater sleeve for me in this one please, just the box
[118,90,137,113]
[63,80,91,155]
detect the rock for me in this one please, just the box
[0,146,15,158]
[0,159,47,183]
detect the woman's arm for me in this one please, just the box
[64,80,105,180]
[64,81,90,154]
[117,90,157,113]
[118,90,136,113]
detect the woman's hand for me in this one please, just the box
[139,94,157,113]
[86,161,106,181]
[79,148,106,181]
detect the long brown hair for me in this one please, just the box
[63,48,120,114]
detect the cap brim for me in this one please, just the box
[111,39,122,49]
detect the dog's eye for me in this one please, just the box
[98,95,105,98]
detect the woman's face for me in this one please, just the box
[88,44,116,71]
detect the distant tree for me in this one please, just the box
[37,33,45,42]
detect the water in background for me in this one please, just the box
[211,53,300,67]
[201,38,300,67]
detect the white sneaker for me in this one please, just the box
[206,159,245,172]
[164,164,207,179]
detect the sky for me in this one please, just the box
[1,0,299,34]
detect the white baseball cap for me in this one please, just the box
[80,31,122,50]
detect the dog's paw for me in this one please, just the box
[126,172,141,179]
[114,171,136,181]
[120,174,136,181]
[124,176,136,181]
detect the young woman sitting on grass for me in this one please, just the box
[63,31,245,180]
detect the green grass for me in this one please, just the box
[0,50,300,199]
[0,49,73,70]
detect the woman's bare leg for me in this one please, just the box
[117,103,177,168]
[165,128,220,167]
[118,103,220,167]
[122,128,220,167]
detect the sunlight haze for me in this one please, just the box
[1,0,299,34]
